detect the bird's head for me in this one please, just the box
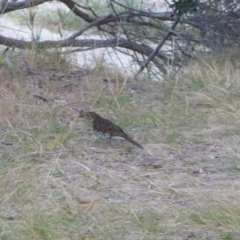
[78,110,97,122]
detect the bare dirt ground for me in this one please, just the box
[1,50,240,239]
[1,1,240,240]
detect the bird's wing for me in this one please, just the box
[94,117,127,137]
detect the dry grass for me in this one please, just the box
[1,48,240,239]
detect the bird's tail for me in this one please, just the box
[126,136,143,149]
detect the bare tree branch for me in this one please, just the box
[1,0,237,76]
[67,14,116,40]
[138,15,180,74]
[0,34,171,64]
[58,0,94,23]
[1,0,49,14]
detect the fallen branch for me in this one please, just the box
[0,35,178,70]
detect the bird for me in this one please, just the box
[78,110,143,149]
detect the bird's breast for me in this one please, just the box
[111,136,125,141]
[94,130,111,139]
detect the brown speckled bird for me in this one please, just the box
[79,110,143,148]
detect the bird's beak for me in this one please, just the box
[73,108,84,118]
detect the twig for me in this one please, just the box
[137,14,180,74]
[33,94,52,102]
[67,14,114,40]
[1,141,14,146]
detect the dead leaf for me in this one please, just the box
[77,197,94,204]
